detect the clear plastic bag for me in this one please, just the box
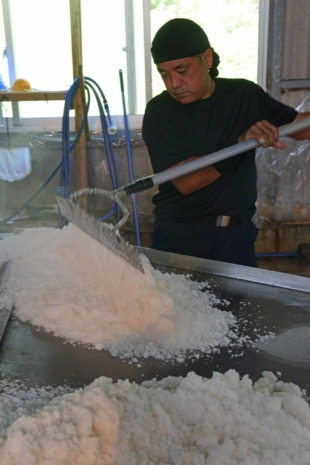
[254,93,310,227]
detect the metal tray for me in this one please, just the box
[0,248,310,399]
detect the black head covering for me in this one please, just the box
[151,18,211,64]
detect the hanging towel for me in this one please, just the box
[0,147,31,182]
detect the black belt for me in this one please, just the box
[194,215,241,227]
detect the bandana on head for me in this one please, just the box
[151,18,211,65]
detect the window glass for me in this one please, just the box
[150,0,259,98]
[9,0,72,118]
[81,0,127,116]
[3,0,141,119]
[132,0,146,115]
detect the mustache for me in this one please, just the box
[173,89,187,95]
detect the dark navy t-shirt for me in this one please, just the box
[142,78,297,222]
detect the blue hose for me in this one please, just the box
[3,77,120,227]
[83,77,120,194]
[59,76,120,226]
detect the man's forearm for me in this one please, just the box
[292,112,310,139]
[169,156,221,195]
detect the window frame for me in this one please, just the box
[257,0,270,91]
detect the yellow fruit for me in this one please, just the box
[11,78,32,91]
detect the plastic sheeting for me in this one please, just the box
[254,93,310,227]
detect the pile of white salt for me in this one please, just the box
[1,370,310,464]
[1,226,310,463]
[0,224,237,360]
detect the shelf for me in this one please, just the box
[0,90,68,102]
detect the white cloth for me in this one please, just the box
[0,147,31,182]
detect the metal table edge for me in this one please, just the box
[135,247,310,294]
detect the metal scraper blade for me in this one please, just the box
[57,189,144,274]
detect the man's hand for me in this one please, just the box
[238,120,287,149]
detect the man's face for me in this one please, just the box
[157,49,213,104]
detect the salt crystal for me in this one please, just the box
[0,225,239,361]
[0,370,310,464]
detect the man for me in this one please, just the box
[142,18,310,267]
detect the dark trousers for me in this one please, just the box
[152,217,259,267]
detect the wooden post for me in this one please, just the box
[69,0,88,209]
[78,64,90,142]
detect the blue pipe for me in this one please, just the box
[81,77,120,222]
[84,77,120,193]
[61,78,90,198]
[3,77,121,228]
[59,76,120,226]
[98,204,118,222]
[119,69,141,246]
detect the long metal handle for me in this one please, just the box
[121,116,310,194]
[153,116,310,185]
[119,69,141,247]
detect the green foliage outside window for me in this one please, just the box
[151,0,259,97]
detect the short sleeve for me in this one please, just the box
[142,96,193,174]
[255,84,297,127]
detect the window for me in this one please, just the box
[1,0,72,119]
[0,0,263,131]
[0,0,147,129]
